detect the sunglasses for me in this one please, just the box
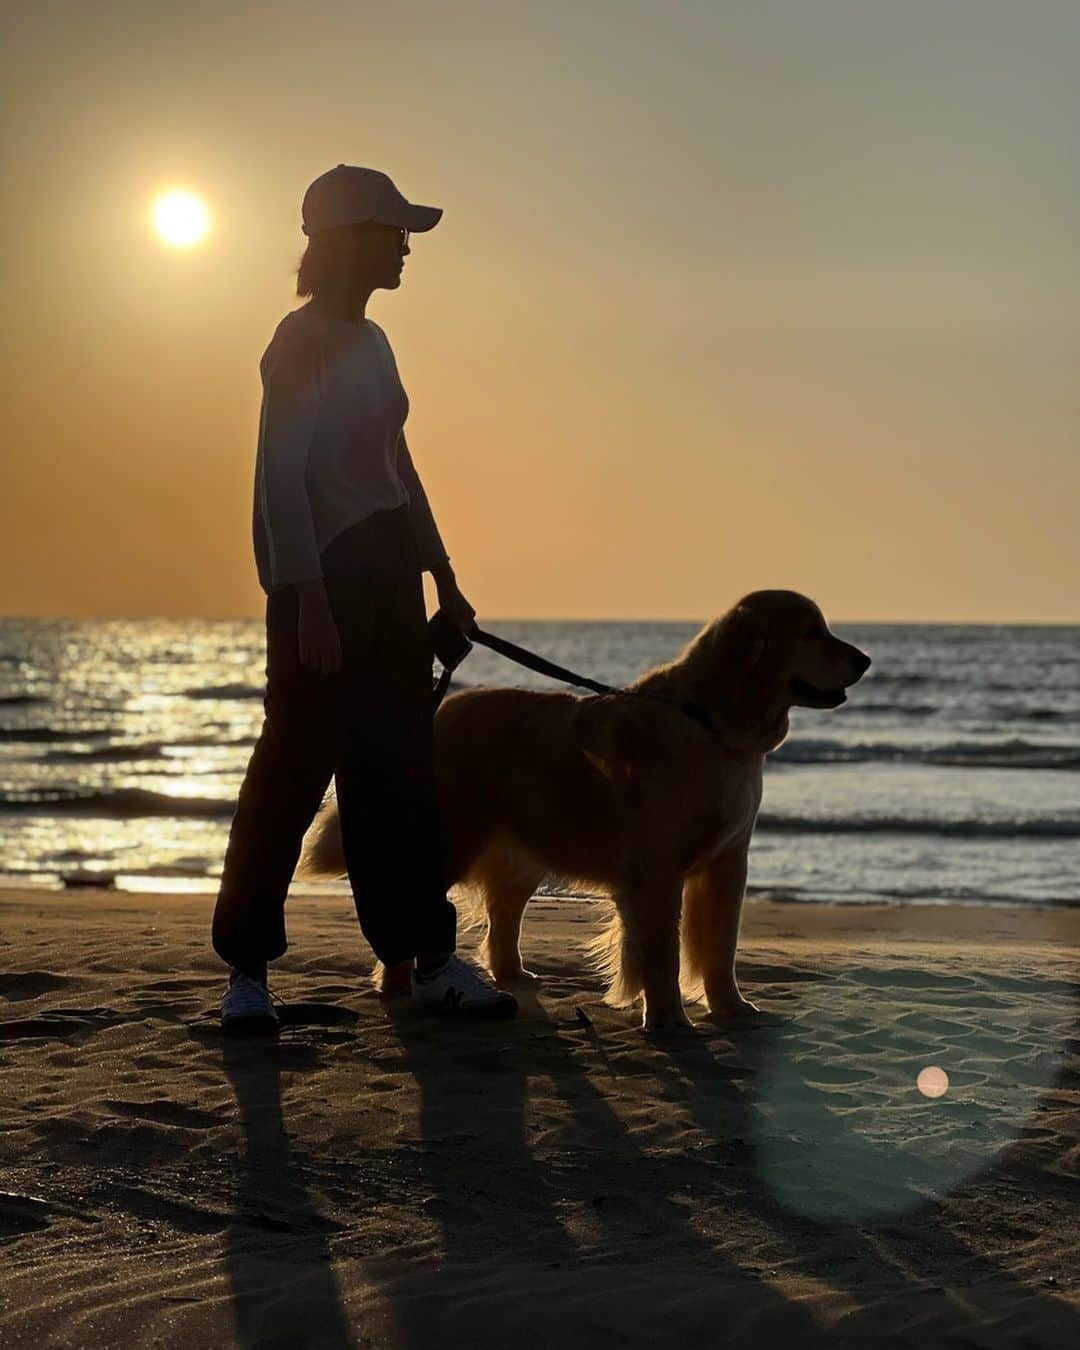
[350,220,409,253]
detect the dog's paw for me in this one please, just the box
[490,966,540,988]
[704,997,783,1030]
[642,1007,696,1034]
[706,993,760,1018]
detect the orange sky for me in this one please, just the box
[2,2,1077,622]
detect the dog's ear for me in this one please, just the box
[718,604,766,677]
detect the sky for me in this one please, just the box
[2,0,1077,622]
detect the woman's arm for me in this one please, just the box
[396,429,451,577]
[257,332,324,589]
[396,430,476,630]
[258,331,341,672]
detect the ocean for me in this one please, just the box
[1,618,1077,908]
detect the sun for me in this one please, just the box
[151,189,211,248]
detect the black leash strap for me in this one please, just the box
[428,613,719,736]
[470,626,620,697]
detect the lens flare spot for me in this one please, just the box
[917,1065,949,1099]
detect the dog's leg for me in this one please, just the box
[682,838,761,1022]
[471,845,545,985]
[484,880,539,985]
[616,870,691,1032]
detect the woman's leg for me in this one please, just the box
[335,712,456,968]
[211,585,339,973]
[324,507,457,969]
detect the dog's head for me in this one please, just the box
[587,591,871,775]
[710,590,871,720]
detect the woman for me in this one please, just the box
[211,164,517,1031]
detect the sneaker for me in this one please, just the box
[221,971,280,1036]
[411,955,518,1019]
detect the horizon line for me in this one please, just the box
[1,612,1078,628]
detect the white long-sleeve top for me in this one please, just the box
[252,302,449,591]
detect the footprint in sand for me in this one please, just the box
[0,1191,56,1237]
[0,972,78,1002]
[0,1008,126,1041]
[103,1099,224,1130]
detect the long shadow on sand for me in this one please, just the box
[219,1020,359,1350]
[208,960,1077,1348]
[378,997,580,1346]
[381,989,824,1348]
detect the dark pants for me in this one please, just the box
[211,504,457,972]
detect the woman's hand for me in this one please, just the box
[434,566,477,635]
[295,582,343,675]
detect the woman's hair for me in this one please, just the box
[295,233,338,298]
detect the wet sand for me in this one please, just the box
[0,888,1077,1348]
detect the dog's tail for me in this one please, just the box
[293,793,490,936]
[586,888,705,1008]
[295,795,347,882]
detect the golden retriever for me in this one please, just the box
[297,590,870,1030]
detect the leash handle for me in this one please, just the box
[432,662,455,711]
[428,609,473,713]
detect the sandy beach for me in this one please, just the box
[0,887,1076,1348]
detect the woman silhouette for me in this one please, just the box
[212,165,517,1031]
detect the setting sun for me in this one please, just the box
[151,188,211,248]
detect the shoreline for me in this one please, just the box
[3,885,1076,950]
[3,875,1079,914]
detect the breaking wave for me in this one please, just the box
[774,737,1080,770]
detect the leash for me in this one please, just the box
[428,612,720,736]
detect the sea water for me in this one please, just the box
[0,618,1076,907]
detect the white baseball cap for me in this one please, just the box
[301,164,442,237]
